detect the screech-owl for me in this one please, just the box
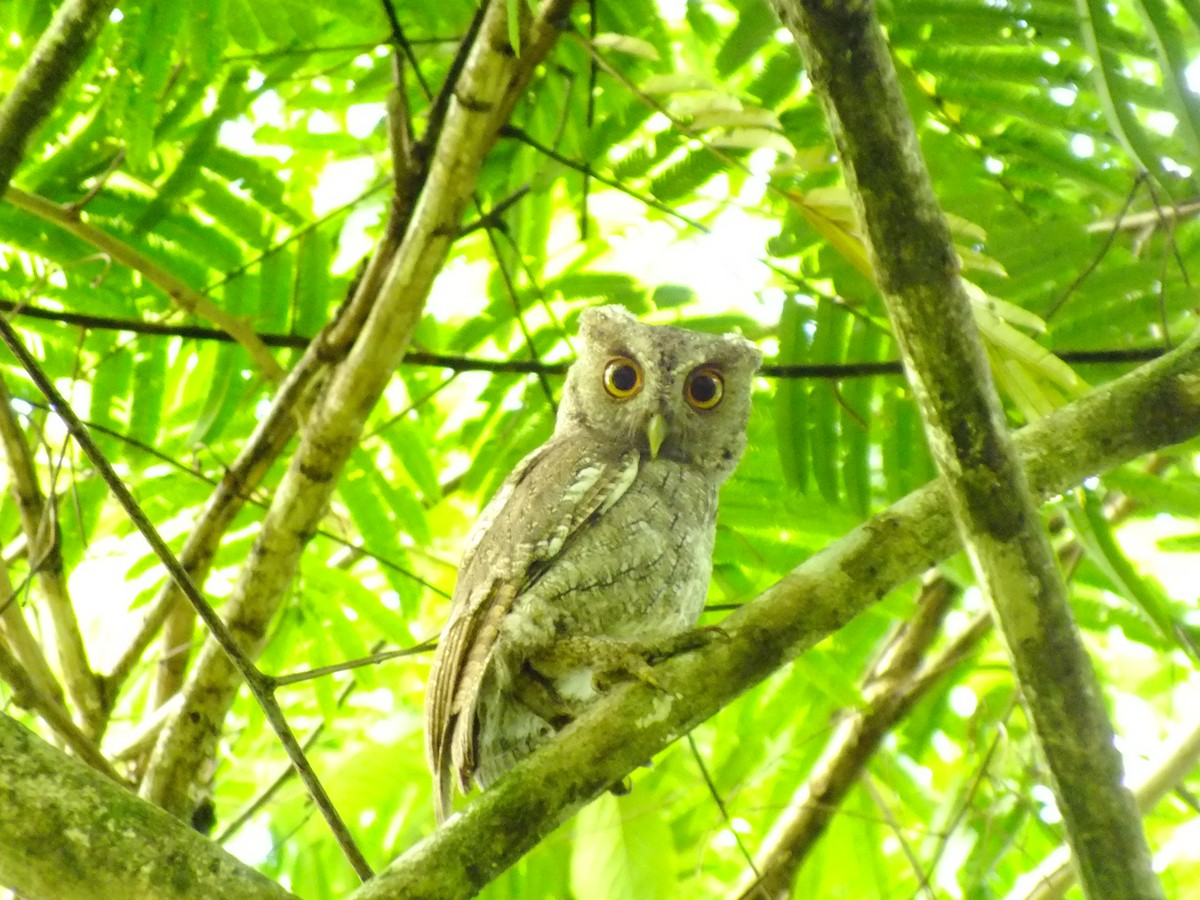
[424,305,762,821]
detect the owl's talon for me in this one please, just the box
[592,654,665,693]
[645,624,729,664]
[513,665,580,728]
[609,776,633,796]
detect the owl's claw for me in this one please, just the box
[644,624,729,664]
[609,776,633,795]
[592,647,668,693]
[513,665,581,729]
[533,628,726,698]
[594,625,729,694]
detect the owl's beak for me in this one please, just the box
[645,412,667,460]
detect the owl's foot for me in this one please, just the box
[530,635,670,693]
[643,624,729,664]
[512,664,581,729]
[592,626,729,692]
[591,646,668,694]
[532,629,725,697]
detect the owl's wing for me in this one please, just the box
[425,436,640,821]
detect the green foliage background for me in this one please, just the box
[1,0,1199,896]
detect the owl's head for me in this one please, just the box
[558,305,762,480]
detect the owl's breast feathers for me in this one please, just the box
[424,435,640,822]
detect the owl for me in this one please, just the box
[424,304,761,821]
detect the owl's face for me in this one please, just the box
[557,306,762,479]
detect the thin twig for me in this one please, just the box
[481,215,558,412]
[687,732,761,882]
[862,774,937,900]
[3,186,285,383]
[0,374,102,729]
[0,299,1171,376]
[271,641,435,688]
[1045,173,1145,320]
[0,316,373,880]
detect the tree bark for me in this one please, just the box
[0,0,117,195]
[346,329,1200,899]
[0,713,292,900]
[1,328,1197,898]
[139,0,576,823]
[765,2,1163,898]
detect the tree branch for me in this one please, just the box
[769,2,1161,896]
[139,0,574,851]
[4,186,285,384]
[348,326,1200,899]
[0,373,103,730]
[0,0,117,195]
[0,298,1168,377]
[0,712,293,900]
[0,314,370,878]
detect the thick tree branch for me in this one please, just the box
[140,0,574,845]
[0,314,369,877]
[0,0,117,195]
[350,327,1200,899]
[1013,716,1200,900]
[769,2,1161,896]
[0,713,293,900]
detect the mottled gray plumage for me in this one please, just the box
[424,305,761,821]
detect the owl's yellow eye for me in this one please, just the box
[603,357,644,399]
[685,367,724,410]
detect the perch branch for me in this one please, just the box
[348,324,1200,899]
[0,713,293,900]
[768,1,1161,896]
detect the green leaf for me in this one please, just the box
[1067,488,1200,663]
[127,337,167,454]
[774,295,810,490]
[570,793,677,900]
